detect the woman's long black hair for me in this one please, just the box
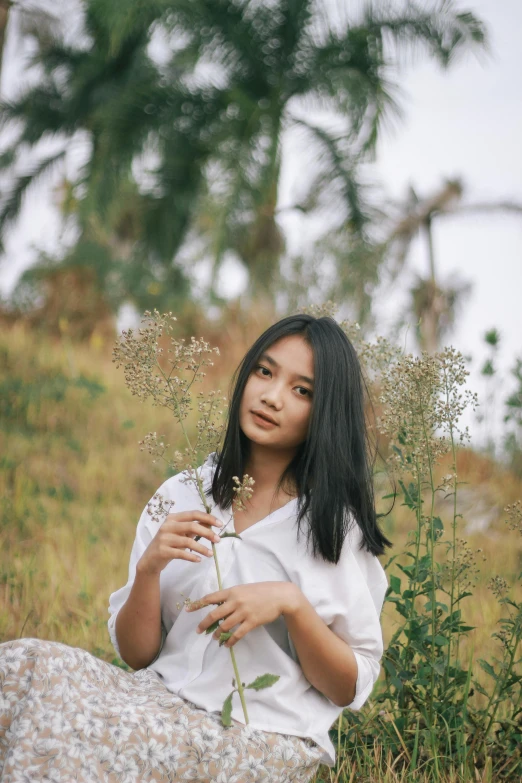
[210,314,392,564]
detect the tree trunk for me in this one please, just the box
[0,0,11,90]
[420,216,441,353]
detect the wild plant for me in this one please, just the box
[113,310,279,726]
[335,346,520,781]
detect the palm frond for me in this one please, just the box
[362,1,487,69]
[0,149,67,247]
[292,118,374,234]
[277,0,314,60]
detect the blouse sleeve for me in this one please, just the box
[107,479,172,659]
[310,520,388,711]
[107,453,217,660]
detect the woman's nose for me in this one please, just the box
[260,383,284,409]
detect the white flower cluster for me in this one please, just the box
[378,348,478,481]
[232,474,255,512]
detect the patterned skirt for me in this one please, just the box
[0,638,324,782]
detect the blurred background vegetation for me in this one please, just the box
[1,1,521,781]
[0,0,491,338]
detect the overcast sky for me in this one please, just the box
[373,0,522,446]
[1,0,520,446]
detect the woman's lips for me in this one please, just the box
[251,411,278,428]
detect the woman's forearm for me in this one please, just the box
[283,586,358,708]
[115,565,163,670]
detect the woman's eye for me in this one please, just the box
[257,365,271,377]
[296,386,311,397]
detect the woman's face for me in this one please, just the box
[239,334,314,452]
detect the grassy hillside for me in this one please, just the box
[1,321,521,782]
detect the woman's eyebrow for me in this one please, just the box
[260,353,314,386]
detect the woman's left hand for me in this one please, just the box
[186,582,299,648]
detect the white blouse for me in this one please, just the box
[108,454,388,768]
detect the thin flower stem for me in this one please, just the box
[229,646,250,724]
[176,409,250,726]
[470,617,522,756]
[161,371,195,457]
[115,319,254,728]
[400,456,423,722]
[417,378,437,748]
[444,393,459,693]
[407,467,423,625]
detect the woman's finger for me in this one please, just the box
[196,602,234,635]
[211,611,243,639]
[221,620,249,648]
[166,511,222,528]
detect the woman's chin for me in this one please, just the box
[243,430,300,456]
[243,426,275,445]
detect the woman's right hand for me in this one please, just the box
[137,511,223,576]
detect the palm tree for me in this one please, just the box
[0,0,486,321]
[385,179,522,352]
[0,1,60,88]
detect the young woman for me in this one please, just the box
[0,313,391,782]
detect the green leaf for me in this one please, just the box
[456,591,473,602]
[390,575,401,594]
[478,659,497,679]
[245,673,280,690]
[219,632,232,646]
[398,480,418,510]
[205,620,221,634]
[429,516,444,541]
[474,681,489,697]
[383,659,397,678]
[481,360,494,378]
[485,329,501,348]
[221,691,234,727]
[433,635,449,647]
[424,600,449,613]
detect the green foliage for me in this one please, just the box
[476,328,522,476]
[218,632,232,647]
[0,356,105,434]
[484,329,500,348]
[245,673,280,691]
[334,348,522,782]
[0,0,487,319]
[221,673,281,726]
[221,691,234,727]
[503,358,522,477]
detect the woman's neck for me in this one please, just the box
[245,444,296,498]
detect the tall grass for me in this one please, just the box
[1,321,521,782]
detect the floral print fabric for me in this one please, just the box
[0,639,323,782]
